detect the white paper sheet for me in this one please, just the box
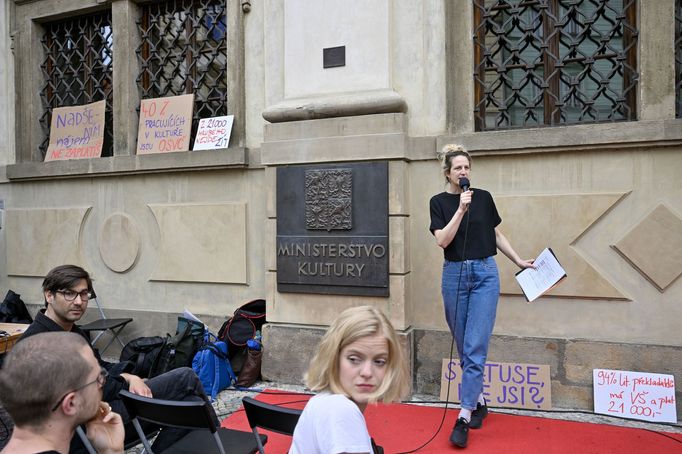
[514,248,566,302]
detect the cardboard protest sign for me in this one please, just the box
[440,359,552,410]
[192,115,233,150]
[593,369,677,423]
[45,101,105,162]
[137,94,194,155]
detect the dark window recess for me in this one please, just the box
[137,0,228,143]
[675,0,682,118]
[40,11,113,158]
[473,0,639,131]
[323,46,346,68]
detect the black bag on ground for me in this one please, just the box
[148,316,205,378]
[119,336,166,378]
[119,316,205,378]
[0,290,33,324]
[218,299,266,359]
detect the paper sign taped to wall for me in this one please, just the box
[440,359,552,410]
[593,369,676,423]
[45,100,106,162]
[136,94,194,155]
[192,115,233,150]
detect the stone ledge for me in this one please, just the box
[264,112,407,142]
[262,89,407,123]
[261,113,412,166]
[434,118,682,158]
[6,148,249,181]
[261,133,407,165]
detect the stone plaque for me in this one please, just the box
[277,162,388,296]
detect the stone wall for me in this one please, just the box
[0,0,680,423]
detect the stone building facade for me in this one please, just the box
[0,0,680,418]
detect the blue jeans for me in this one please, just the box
[442,257,500,410]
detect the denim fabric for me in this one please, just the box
[442,256,500,410]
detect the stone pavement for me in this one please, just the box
[123,379,681,453]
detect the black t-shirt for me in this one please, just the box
[429,189,501,261]
[20,311,132,402]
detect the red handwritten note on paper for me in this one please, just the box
[594,369,676,423]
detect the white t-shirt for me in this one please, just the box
[289,393,373,454]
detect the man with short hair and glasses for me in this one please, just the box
[19,264,215,453]
[0,331,124,454]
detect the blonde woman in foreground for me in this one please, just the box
[289,306,411,454]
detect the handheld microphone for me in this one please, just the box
[458,177,470,192]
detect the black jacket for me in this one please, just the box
[20,311,133,401]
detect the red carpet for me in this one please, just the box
[222,390,682,453]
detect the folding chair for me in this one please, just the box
[76,424,156,454]
[119,390,265,454]
[242,396,303,454]
[79,296,132,355]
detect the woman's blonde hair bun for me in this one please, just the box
[437,143,470,169]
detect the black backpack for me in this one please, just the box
[218,299,266,359]
[148,317,205,378]
[119,336,166,378]
[119,316,205,378]
[0,290,33,324]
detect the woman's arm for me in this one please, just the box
[434,191,472,249]
[495,227,534,269]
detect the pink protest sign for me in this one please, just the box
[136,94,194,155]
[45,101,105,162]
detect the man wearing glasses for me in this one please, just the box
[0,331,124,453]
[19,264,215,453]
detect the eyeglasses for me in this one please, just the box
[56,289,95,302]
[51,368,108,412]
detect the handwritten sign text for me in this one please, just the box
[593,369,676,423]
[193,115,233,150]
[440,360,552,410]
[137,94,194,155]
[45,101,105,162]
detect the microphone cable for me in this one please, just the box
[399,192,471,454]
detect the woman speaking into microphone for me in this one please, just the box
[429,144,534,449]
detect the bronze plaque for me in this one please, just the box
[277,162,388,296]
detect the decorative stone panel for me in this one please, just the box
[148,202,247,284]
[6,207,91,276]
[612,203,682,291]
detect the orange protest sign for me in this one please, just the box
[136,94,194,155]
[45,101,105,162]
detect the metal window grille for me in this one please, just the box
[675,0,682,118]
[40,12,113,158]
[473,0,638,131]
[136,0,227,143]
